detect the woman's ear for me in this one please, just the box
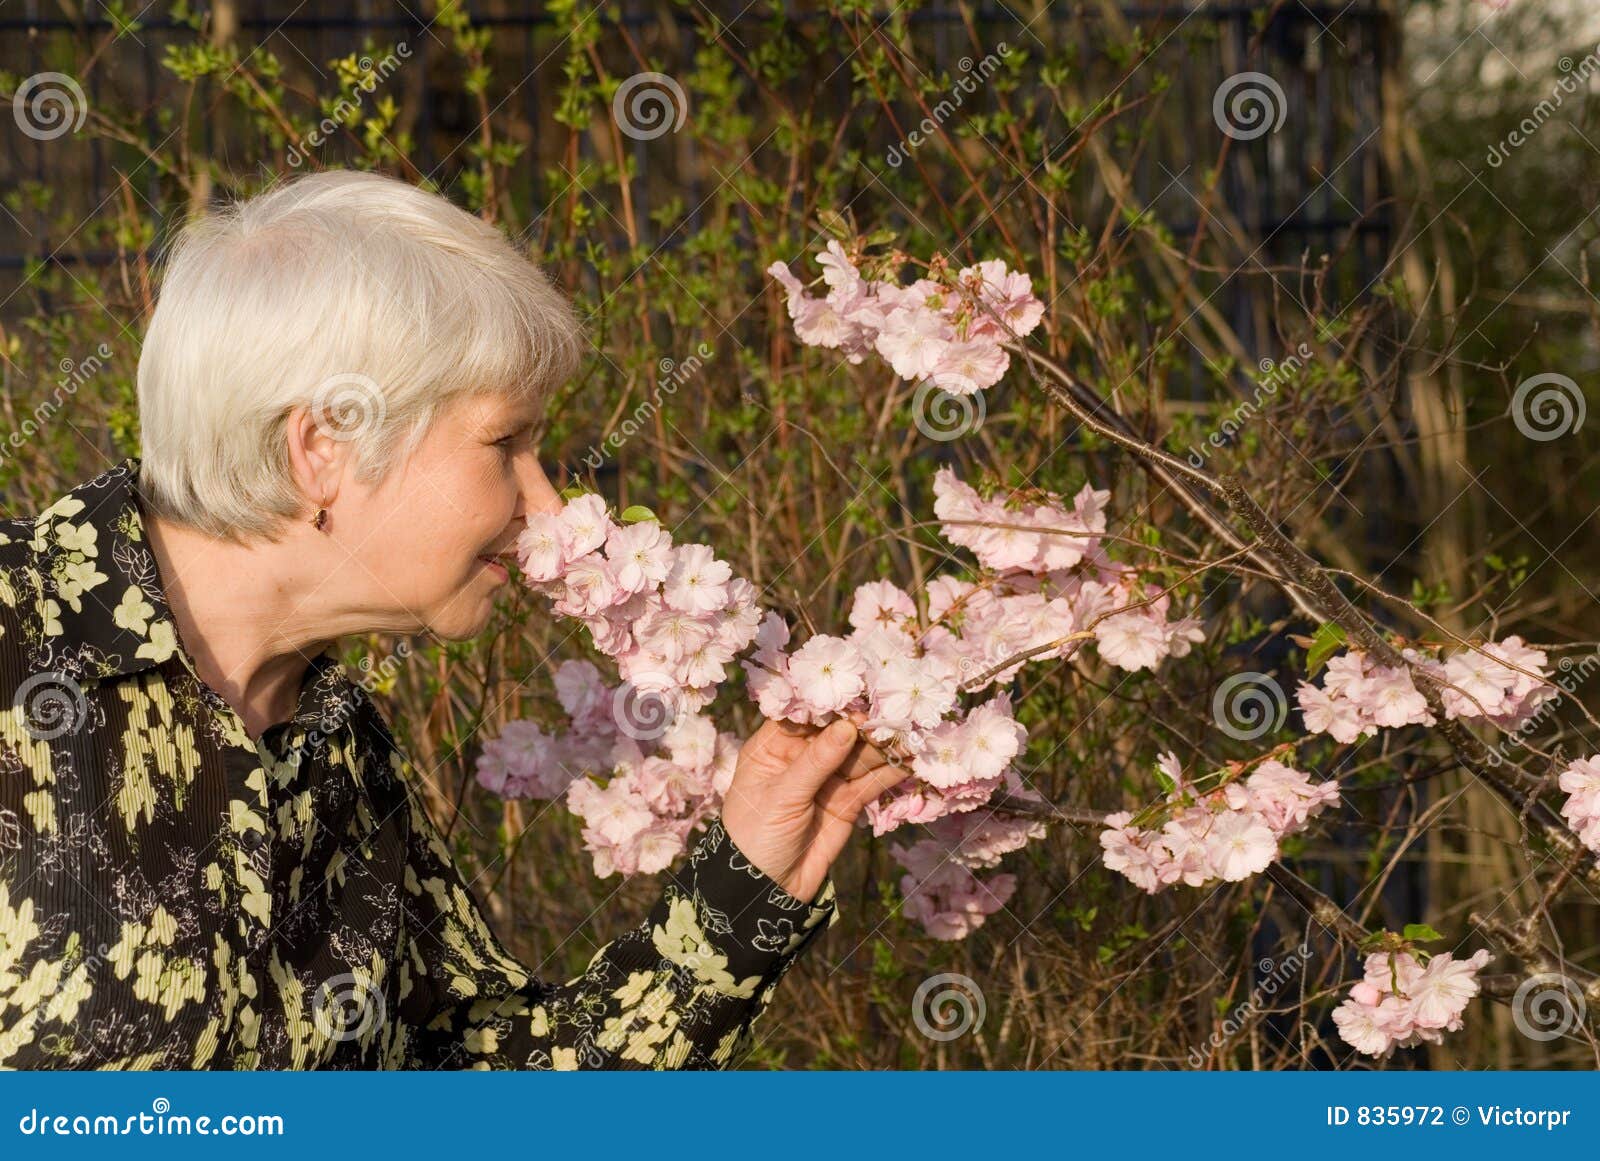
[284,404,349,511]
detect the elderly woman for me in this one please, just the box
[0,169,900,1070]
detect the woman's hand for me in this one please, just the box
[719,713,908,905]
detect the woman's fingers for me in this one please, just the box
[849,762,910,809]
[835,734,893,781]
[815,761,909,830]
[742,713,895,789]
[781,718,863,799]
[739,716,817,775]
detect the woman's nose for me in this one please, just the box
[516,450,564,518]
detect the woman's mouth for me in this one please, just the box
[477,555,511,583]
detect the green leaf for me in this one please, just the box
[1403,923,1444,943]
[619,504,657,524]
[1305,622,1348,675]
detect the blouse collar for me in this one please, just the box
[26,456,359,732]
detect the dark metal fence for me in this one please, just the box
[2,1,1392,324]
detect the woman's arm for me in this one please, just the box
[388,754,840,1070]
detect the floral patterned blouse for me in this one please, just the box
[0,457,838,1069]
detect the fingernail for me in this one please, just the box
[827,719,856,743]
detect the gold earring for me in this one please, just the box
[311,493,329,531]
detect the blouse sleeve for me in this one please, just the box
[389,756,839,1070]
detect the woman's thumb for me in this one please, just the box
[785,718,860,796]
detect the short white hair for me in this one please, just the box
[136,168,585,542]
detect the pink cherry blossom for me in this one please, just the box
[1333,948,1492,1057]
[606,520,672,594]
[1099,751,1339,894]
[890,837,1017,940]
[875,306,955,379]
[1203,811,1278,881]
[1559,755,1600,853]
[1094,608,1171,671]
[558,493,610,557]
[1299,641,1552,746]
[868,654,960,733]
[849,579,917,635]
[552,554,621,618]
[567,776,654,847]
[663,543,732,615]
[930,340,1010,396]
[516,512,566,583]
[787,635,867,713]
[959,258,1046,340]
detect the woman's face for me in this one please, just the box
[342,391,560,641]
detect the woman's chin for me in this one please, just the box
[426,587,502,641]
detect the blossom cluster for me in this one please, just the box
[1098,752,1340,894]
[1332,949,1493,1057]
[515,493,764,716]
[1296,638,1554,744]
[766,241,1045,396]
[475,659,740,878]
[744,468,1203,739]
[478,495,761,880]
[480,462,1204,937]
[739,463,1205,935]
[1558,755,1600,855]
[888,781,1049,941]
